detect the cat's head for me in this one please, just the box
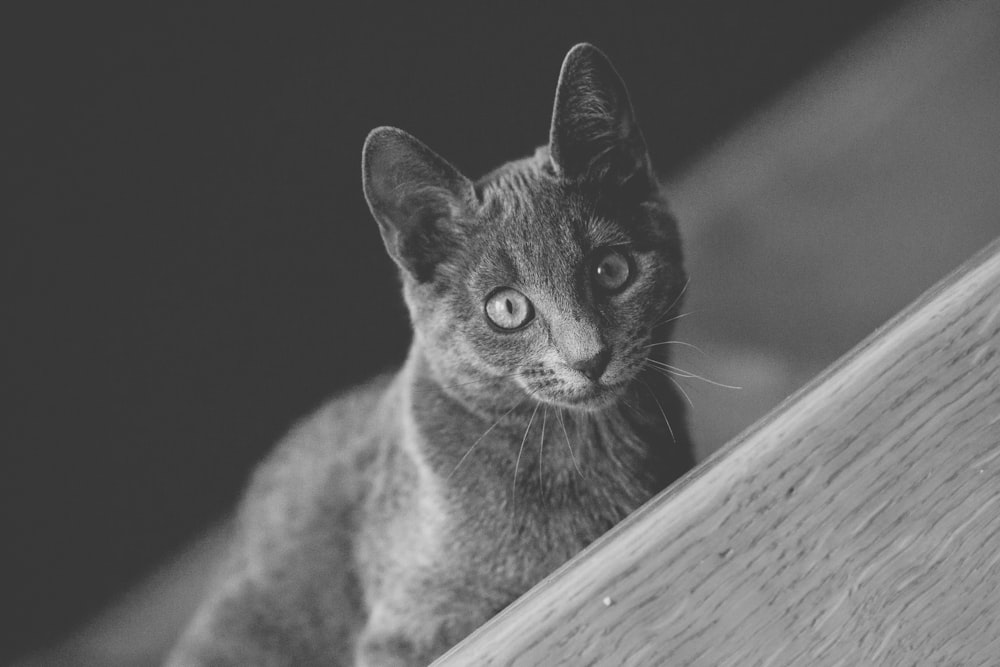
[362,44,684,413]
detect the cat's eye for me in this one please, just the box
[592,248,632,292]
[484,288,534,331]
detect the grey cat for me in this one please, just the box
[167,43,693,666]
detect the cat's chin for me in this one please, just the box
[538,382,626,413]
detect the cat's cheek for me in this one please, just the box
[467,327,523,367]
[624,274,671,324]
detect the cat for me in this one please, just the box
[166,42,693,667]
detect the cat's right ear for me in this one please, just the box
[548,43,653,193]
[362,127,477,282]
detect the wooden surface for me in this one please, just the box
[435,237,1000,665]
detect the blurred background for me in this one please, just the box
[3,1,998,664]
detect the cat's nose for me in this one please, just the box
[570,348,611,381]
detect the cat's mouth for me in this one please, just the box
[533,380,627,412]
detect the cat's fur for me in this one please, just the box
[167,43,693,666]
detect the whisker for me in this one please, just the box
[642,361,701,391]
[662,275,691,319]
[512,399,541,501]
[652,310,696,329]
[643,363,698,393]
[638,377,675,444]
[618,395,642,417]
[448,394,528,479]
[557,408,584,479]
[538,405,547,488]
[645,358,742,390]
[642,339,705,355]
[644,358,698,378]
[617,395,646,432]
[667,375,695,409]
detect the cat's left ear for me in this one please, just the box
[548,43,653,192]
[362,127,477,282]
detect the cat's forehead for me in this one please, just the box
[475,156,627,248]
[464,158,634,297]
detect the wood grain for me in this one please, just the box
[435,236,1000,666]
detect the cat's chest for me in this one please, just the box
[442,482,623,599]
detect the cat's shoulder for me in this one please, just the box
[165,373,401,667]
[285,370,398,459]
[239,369,400,534]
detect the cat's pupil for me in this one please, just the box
[505,299,514,314]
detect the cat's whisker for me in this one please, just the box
[538,405,547,489]
[448,394,529,480]
[512,400,541,502]
[645,359,698,379]
[652,310,695,330]
[645,358,741,390]
[642,339,705,355]
[556,408,585,480]
[642,362,700,398]
[660,276,691,321]
[618,395,642,418]
[638,377,675,444]
[666,375,695,409]
[647,277,691,331]
[616,395,647,432]
[642,360,700,393]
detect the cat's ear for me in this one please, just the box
[362,127,477,282]
[548,43,653,192]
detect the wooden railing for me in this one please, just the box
[435,237,1000,665]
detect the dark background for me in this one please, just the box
[3,1,903,660]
